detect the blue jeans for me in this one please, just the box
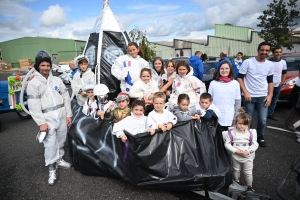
[242,96,268,138]
[268,86,281,116]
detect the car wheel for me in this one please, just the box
[16,110,32,119]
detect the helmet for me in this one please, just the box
[93,84,109,103]
[34,50,52,72]
[74,55,89,68]
[83,82,95,92]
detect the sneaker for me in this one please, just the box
[286,125,297,132]
[56,157,71,169]
[267,114,278,121]
[297,137,300,143]
[48,164,57,186]
[257,136,267,147]
[246,186,255,193]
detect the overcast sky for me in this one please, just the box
[0,0,299,43]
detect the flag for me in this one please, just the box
[125,71,133,93]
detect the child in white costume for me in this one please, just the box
[223,108,259,192]
[113,99,148,142]
[82,82,97,116]
[73,55,95,106]
[147,92,177,135]
[92,84,115,120]
[111,42,149,93]
[169,60,206,109]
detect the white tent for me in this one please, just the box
[83,0,129,96]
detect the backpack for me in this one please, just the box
[228,128,253,146]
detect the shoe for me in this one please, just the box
[267,115,278,121]
[286,125,297,132]
[56,157,71,169]
[48,164,57,186]
[245,186,255,193]
[297,137,300,143]
[257,136,267,147]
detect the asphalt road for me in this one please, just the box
[0,72,299,200]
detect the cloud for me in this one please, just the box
[128,4,180,11]
[40,5,68,27]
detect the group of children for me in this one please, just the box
[71,42,259,193]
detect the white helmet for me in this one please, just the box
[74,55,89,68]
[83,82,95,92]
[93,84,109,103]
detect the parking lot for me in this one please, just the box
[0,72,299,200]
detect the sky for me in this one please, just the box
[0,0,300,43]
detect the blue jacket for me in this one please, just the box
[231,59,243,79]
[188,55,203,80]
[71,67,79,80]
[215,57,230,70]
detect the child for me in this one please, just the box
[111,42,149,94]
[223,108,259,192]
[82,82,97,116]
[169,60,206,109]
[147,92,177,135]
[173,94,200,121]
[196,93,221,119]
[92,84,115,120]
[110,92,131,123]
[160,60,176,99]
[73,55,95,106]
[151,57,164,88]
[113,99,147,142]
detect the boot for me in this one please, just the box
[48,163,57,186]
[56,157,71,169]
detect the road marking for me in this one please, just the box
[267,126,300,135]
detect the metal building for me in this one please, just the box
[0,37,86,68]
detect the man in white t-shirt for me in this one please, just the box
[267,46,287,121]
[237,42,274,147]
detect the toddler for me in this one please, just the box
[223,108,259,192]
[82,83,97,116]
[173,94,200,121]
[92,84,115,120]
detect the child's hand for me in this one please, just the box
[166,90,171,96]
[121,135,127,142]
[241,150,249,157]
[158,124,167,132]
[81,91,87,97]
[148,93,153,100]
[193,114,200,120]
[97,111,105,119]
[147,129,155,135]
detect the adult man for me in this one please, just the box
[69,59,78,80]
[231,52,244,79]
[27,50,73,185]
[237,42,274,147]
[215,51,230,70]
[189,51,204,80]
[267,46,287,121]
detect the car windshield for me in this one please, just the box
[282,56,300,71]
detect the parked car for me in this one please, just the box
[278,53,300,101]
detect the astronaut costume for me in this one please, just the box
[111,54,149,93]
[27,50,72,186]
[73,55,95,106]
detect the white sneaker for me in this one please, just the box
[48,168,57,186]
[56,157,71,169]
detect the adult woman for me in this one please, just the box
[208,61,241,131]
[169,60,206,109]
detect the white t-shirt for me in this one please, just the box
[147,109,177,129]
[161,72,176,81]
[270,59,287,87]
[208,80,241,126]
[239,57,273,97]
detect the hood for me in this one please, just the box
[189,55,200,63]
[175,66,194,79]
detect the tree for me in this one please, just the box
[257,0,300,50]
[129,26,156,61]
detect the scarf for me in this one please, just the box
[219,77,231,82]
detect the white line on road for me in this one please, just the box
[267,126,300,135]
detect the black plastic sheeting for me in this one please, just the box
[68,101,232,191]
[84,31,128,98]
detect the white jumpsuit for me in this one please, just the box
[73,69,95,106]
[27,72,72,166]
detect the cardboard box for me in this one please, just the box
[59,61,69,65]
[19,58,32,67]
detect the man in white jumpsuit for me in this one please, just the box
[27,50,73,186]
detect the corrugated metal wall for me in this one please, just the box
[215,24,253,41]
[0,37,86,68]
[150,43,175,58]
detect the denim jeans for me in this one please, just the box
[242,96,268,138]
[268,86,281,116]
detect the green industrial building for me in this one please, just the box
[0,37,86,68]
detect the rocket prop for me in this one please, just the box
[83,0,130,98]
